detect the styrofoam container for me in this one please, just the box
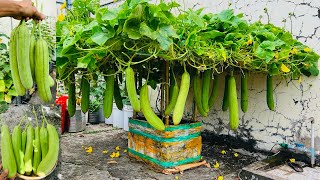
[123,105,133,131]
[113,103,124,128]
[105,105,113,124]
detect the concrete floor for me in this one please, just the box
[60,124,262,180]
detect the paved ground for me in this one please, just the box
[0,104,266,180]
[60,124,266,180]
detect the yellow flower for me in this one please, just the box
[289,158,295,163]
[298,76,302,84]
[85,146,93,153]
[115,151,120,157]
[304,47,311,53]
[110,151,120,158]
[247,39,253,45]
[115,146,121,151]
[60,1,67,10]
[110,152,116,158]
[57,13,65,22]
[274,52,279,59]
[303,63,310,68]
[234,153,239,157]
[82,145,84,148]
[123,149,128,153]
[102,150,108,154]
[280,64,290,73]
[221,150,226,155]
[217,175,224,180]
[175,176,179,180]
[290,48,298,55]
[213,162,220,169]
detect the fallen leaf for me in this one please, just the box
[289,158,295,163]
[115,146,121,151]
[102,150,108,154]
[123,149,128,153]
[175,175,179,180]
[298,76,302,84]
[234,153,239,157]
[107,161,118,164]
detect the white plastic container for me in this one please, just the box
[123,105,133,131]
[112,103,124,128]
[105,105,113,124]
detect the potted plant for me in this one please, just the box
[88,78,104,124]
[88,98,101,124]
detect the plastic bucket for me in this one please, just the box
[69,106,86,132]
[112,103,124,128]
[123,105,133,131]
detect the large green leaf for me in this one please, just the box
[77,53,94,68]
[91,25,115,46]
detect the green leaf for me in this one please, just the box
[139,22,158,40]
[269,63,279,76]
[157,33,172,50]
[255,48,274,62]
[5,94,11,103]
[259,40,285,51]
[2,64,10,73]
[218,9,234,21]
[0,72,4,79]
[83,21,99,32]
[0,92,4,101]
[0,44,6,50]
[308,62,319,76]
[148,80,158,90]
[123,18,141,39]
[201,30,225,40]
[77,53,94,69]
[159,25,178,38]
[4,80,12,88]
[91,26,115,46]
[0,80,5,92]
[7,88,17,96]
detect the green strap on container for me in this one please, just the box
[129,118,202,132]
[129,128,200,143]
[128,148,201,168]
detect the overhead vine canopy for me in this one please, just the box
[56,0,319,81]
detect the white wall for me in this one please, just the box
[167,0,320,151]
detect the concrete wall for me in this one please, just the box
[167,0,320,151]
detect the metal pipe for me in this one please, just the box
[311,117,315,167]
